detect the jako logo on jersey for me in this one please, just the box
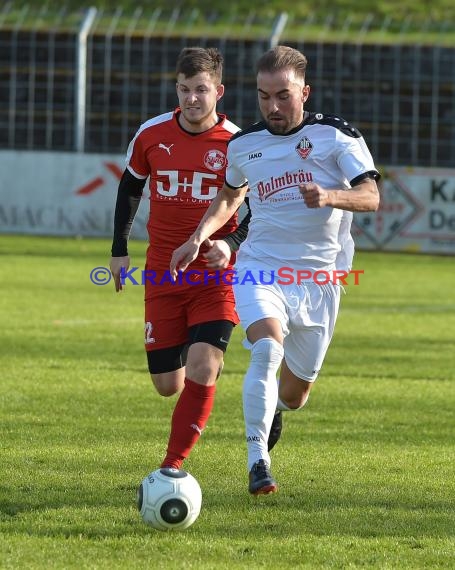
[296,137,313,159]
[248,152,262,160]
[204,149,226,172]
[257,169,313,201]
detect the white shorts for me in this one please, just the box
[233,264,341,381]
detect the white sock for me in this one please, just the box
[243,338,284,471]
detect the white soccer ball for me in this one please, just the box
[136,467,202,531]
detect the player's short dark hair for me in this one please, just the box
[176,47,223,84]
[256,45,307,82]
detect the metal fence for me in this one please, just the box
[0,5,454,167]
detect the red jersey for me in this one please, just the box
[126,109,240,270]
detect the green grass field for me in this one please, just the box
[1,235,454,569]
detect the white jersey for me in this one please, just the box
[226,112,379,272]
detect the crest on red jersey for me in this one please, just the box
[204,149,226,172]
[296,137,313,159]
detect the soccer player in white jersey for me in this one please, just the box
[170,45,380,495]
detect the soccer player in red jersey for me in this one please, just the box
[109,47,249,470]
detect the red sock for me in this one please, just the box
[161,378,216,469]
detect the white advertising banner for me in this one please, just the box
[0,153,454,255]
[353,167,455,255]
[0,150,149,240]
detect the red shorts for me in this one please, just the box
[144,269,239,351]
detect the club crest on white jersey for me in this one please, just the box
[296,136,313,159]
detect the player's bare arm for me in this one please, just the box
[299,177,379,212]
[203,239,232,269]
[170,183,248,279]
[204,197,251,268]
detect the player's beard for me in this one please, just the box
[264,118,290,135]
[181,104,216,128]
[264,109,304,135]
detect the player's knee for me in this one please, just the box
[280,392,309,411]
[186,359,220,384]
[151,374,180,397]
[251,337,284,367]
[283,397,306,410]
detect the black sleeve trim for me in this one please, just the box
[225,180,248,190]
[306,113,363,138]
[350,170,381,187]
[222,197,251,252]
[111,169,146,256]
